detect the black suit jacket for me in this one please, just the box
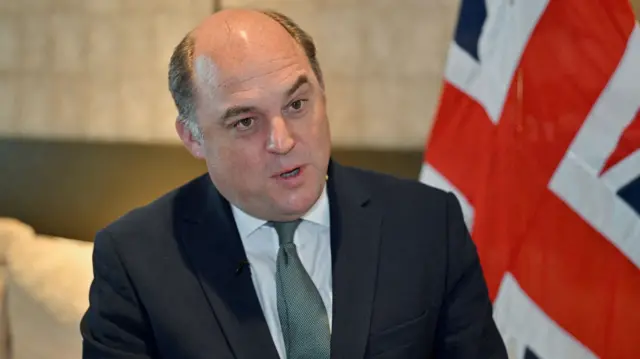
[80,161,507,359]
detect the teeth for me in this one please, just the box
[280,168,300,178]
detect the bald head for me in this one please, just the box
[192,9,297,61]
[168,9,323,138]
[191,10,308,97]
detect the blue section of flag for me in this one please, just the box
[524,347,541,359]
[454,0,487,62]
[618,174,640,216]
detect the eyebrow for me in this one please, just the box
[220,105,258,122]
[219,75,310,122]
[285,75,310,98]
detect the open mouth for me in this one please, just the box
[279,167,301,179]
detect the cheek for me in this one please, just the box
[310,113,331,145]
[207,141,265,177]
[302,104,329,138]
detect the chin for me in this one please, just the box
[279,181,324,217]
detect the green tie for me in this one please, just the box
[271,220,331,359]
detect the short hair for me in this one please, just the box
[167,10,324,140]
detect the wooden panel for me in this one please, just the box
[0,138,423,241]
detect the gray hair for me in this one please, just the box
[167,10,324,141]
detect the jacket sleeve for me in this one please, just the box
[433,192,508,359]
[80,230,158,359]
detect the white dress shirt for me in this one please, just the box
[231,185,333,359]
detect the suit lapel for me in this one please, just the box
[177,175,279,359]
[327,162,382,359]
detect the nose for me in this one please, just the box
[266,116,295,154]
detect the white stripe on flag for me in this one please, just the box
[493,273,598,359]
[549,25,640,270]
[601,149,640,191]
[419,163,475,230]
[444,0,549,123]
[560,25,640,175]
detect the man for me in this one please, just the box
[80,8,507,359]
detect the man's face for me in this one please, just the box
[179,33,331,221]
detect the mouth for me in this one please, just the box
[276,166,303,179]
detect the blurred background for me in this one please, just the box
[0,0,463,241]
[1,0,639,239]
[0,0,639,358]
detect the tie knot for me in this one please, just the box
[270,219,302,246]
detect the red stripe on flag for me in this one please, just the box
[512,192,640,358]
[423,82,495,208]
[601,109,640,174]
[424,83,514,298]
[465,0,639,353]
[423,83,511,294]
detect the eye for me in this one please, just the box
[289,99,307,111]
[234,118,254,130]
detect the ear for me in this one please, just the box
[175,117,205,159]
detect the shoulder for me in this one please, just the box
[97,173,210,246]
[340,165,453,209]
[334,164,467,232]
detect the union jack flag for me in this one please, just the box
[420,0,640,357]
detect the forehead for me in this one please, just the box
[192,13,312,90]
[193,42,312,105]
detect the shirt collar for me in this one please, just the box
[231,184,330,240]
[302,184,330,228]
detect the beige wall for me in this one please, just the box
[0,0,460,149]
[0,0,211,143]
[1,1,639,148]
